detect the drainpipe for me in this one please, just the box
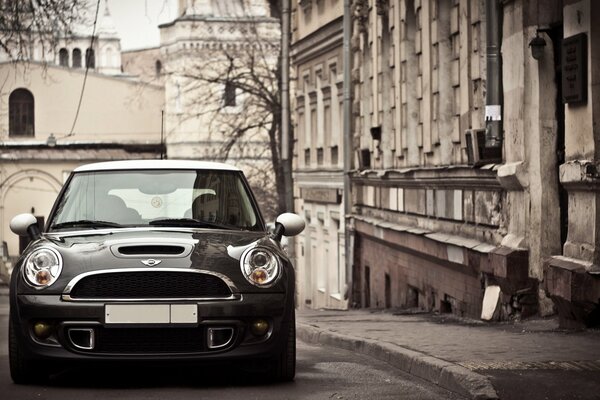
[485,0,503,148]
[343,0,353,305]
[281,0,295,265]
[281,0,292,211]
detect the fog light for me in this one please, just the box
[33,322,53,340]
[250,319,269,336]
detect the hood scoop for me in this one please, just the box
[111,243,193,258]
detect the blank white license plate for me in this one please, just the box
[105,304,198,324]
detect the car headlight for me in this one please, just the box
[240,246,280,287]
[23,247,62,289]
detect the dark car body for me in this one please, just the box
[8,160,301,384]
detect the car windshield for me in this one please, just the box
[49,169,261,231]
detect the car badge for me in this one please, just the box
[141,259,162,267]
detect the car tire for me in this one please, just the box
[9,318,47,384]
[272,310,296,382]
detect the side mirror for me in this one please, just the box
[272,213,305,242]
[10,213,41,240]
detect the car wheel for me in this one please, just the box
[272,310,296,382]
[9,318,47,384]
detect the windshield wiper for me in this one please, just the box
[51,220,123,230]
[148,218,234,230]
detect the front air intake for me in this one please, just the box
[68,328,95,350]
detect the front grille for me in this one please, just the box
[69,271,232,299]
[94,326,207,353]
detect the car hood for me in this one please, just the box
[18,228,286,294]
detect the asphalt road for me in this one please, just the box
[0,293,462,400]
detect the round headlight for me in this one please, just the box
[241,246,280,287]
[23,247,62,289]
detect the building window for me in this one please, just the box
[155,60,162,77]
[317,147,324,165]
[59,48,69,67]
[85,48,95,68]
[104,46,114,67]
[9,88,34,137]
[72,48,82,68]
[224,81,236,107]
[331,145,339,165]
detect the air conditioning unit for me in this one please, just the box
[465,129,502,166]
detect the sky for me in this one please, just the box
[105,0,179,50]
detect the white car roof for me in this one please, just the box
[74,160,241,173]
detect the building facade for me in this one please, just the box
[292,0,600,328]
[291,0,348,309]
[157,0,281,218]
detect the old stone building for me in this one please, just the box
[158,0,280,216]
[121,47,165,86]
[292,0,600,328]
[291,1,347,309]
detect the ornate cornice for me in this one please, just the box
[291,17,343,65]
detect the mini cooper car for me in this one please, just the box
[8,160,304,384]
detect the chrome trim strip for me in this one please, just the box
[67,328,95,350]
[61,294,242,302]
[62,268,241,302]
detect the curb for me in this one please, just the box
[297,322,498,400]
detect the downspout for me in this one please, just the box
[343,0,353,305]
[485,0,503,148]
[281,0,295,259]
[281,0,292,207]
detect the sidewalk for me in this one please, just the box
[297,309,600,399]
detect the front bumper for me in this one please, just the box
[12,292,293,363]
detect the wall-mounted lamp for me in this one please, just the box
[47,133,56,147]
[529,28,552,60]
[529,33,546,60]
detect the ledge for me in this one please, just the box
[560,160,600,191]
[352,166,501,190]
[497,161,529,191]
[353,215,497,257]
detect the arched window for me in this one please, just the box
[9,89,34,137]
[85,48,95,68]
[155,60,162,77]
[72,48,82,68]
[59,48,69,67]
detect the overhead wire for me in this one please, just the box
[66,0,102,138]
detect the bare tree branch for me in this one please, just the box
[0,0,91,64]
[166,9,285,218]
